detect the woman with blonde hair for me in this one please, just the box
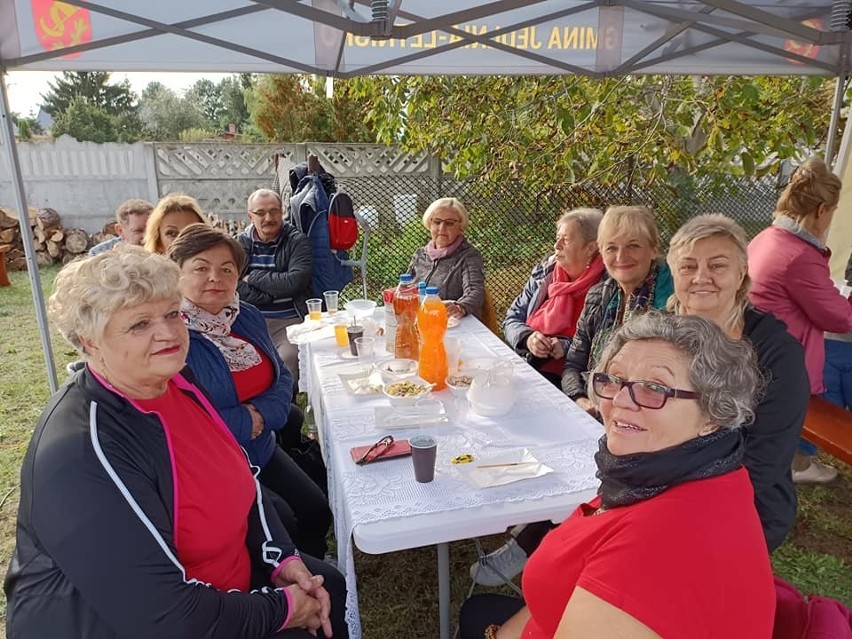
[144,193,208,254]
[668,213,809,551]
[406,197,485,319]
[473,206,671,586]
[4,246,347,638]
[748,157,852,483]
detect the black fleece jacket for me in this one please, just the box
[4,368,297,638]
[742,306,809,552]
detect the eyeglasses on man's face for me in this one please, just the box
[249,208,283,218]
[591,372,699,410]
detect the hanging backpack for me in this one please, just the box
[328,191,358,251]
[287,160,354,297]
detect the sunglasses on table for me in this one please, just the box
[356,435,395,465]
[591,372,699,410]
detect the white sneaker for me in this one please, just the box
[470,538,528,586]
[792,460,838,484]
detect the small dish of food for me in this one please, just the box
[383,376,433,406]
[445,374,474,397]
[375,358,419,383]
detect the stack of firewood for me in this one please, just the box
[0,206,93,271]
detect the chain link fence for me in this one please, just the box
[335,175,780,322]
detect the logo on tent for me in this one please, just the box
[32,0,93,58]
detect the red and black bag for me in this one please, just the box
[328,191,358,251]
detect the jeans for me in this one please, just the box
[458,594,527,639]
[822,338,852,410]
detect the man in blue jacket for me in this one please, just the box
[237,189,312,383]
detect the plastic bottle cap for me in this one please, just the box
[399,274,414,283]
[425,286,440,295]
[418,282,427,289]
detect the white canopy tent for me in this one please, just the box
[1,0,851,393]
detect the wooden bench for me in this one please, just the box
[803,396,852,466]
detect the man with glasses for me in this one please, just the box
[236,188,312,382]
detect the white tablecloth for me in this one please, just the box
[300,316,603,637]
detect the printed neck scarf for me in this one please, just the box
[180,297,262,372]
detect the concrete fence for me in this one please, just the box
[0,138,438,233]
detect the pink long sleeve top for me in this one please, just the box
[748,223,852,394]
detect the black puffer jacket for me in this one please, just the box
[4,368,296,639]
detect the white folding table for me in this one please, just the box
[298,315,602,639]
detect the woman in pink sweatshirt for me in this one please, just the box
[748,157,852,483]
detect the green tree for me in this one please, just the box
[51,96,144,143]
[42,72,144,143]
[139,82,209,141]
[347,75,835,190]
[247,74,376,142]
[41,71,136,117]
[12,112,44,139]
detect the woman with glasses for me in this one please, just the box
[667,214,809,552]
[502,208,605,388]
[472,206,672,586]
[406,197,485,319]
[459,313,775,639]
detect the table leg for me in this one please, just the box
[438,542,450,639]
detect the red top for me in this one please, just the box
[136,380,256,591]
[521,468,775,639]
[229,333,274,403]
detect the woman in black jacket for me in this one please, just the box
[4,247,346,639]
[667,213,810,551]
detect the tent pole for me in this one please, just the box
[0,72,59,394]
[826,74,847,168]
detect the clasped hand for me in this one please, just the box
[527,331,564,360]
[274,559,333,637]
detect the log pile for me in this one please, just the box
[0,206,94,271]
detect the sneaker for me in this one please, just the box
[469,538,528,586]
[792,460,838,484]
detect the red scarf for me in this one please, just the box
[527,254,605,338]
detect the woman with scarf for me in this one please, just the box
[503,208,606,388]
[168,224,332,560]
[459,313,775,639]
[561,205,673,414]
[406,197,485,319]
[471,206,672,587]
[748,157,852,484]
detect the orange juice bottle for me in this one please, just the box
[418,286,448,390]
[393,274,420,360]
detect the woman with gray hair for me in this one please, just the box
[503,208,606,387]
[407,197,485,319]
[459,313,774,639]
[4,246,347,638]
[667,213,809,551]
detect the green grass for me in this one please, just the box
[1,266,850,639]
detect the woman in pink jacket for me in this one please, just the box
[748,157,852,483]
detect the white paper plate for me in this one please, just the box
[338,370,384,395]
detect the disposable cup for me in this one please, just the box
[334,318,349,347]
[347,325,364,356]
[410,434,437,483]
[307,298,323,320]
[324,290,339,315]
[355,336,375,372]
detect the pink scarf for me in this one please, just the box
[426,234,464,260]
[527,254,605,338]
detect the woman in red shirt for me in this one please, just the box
[459,313,775,639]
